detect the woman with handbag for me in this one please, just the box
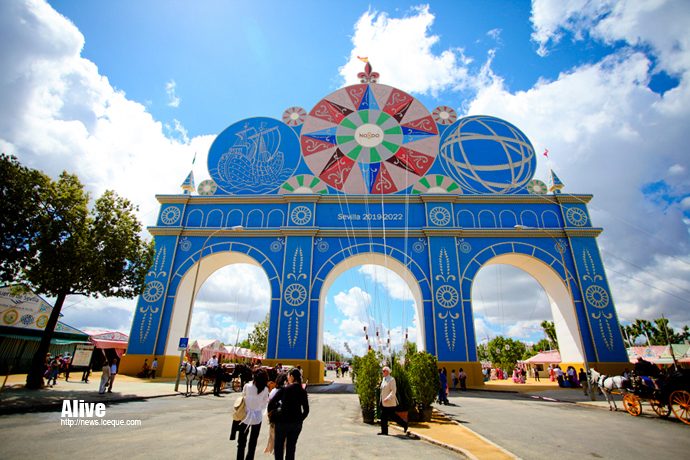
[235,368,269,460]
[267,368,309,460]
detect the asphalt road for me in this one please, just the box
[438,390,690,460]
[0,391,462,460]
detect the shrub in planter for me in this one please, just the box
[353,350,381,422]
[408,351,441,417]
[391,362,413,415]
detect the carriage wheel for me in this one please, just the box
[197,379,208,395]
[650,398,671,418]
[670,390,690,425]
[220,381,226,391]
[233,379,241,392]
[623,394,642,416]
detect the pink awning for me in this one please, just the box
[90,338,127,350]
[524,350,561,364]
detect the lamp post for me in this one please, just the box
[514,224,596,400]
[174,225,243,392]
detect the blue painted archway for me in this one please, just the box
[120,64,628,383]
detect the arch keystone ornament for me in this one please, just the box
[119,61,629,384]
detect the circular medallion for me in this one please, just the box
[208,117,301,195]
[197,180,217,196]
[316,240,329,252]
[161,206,181,225]
[180,238,192,251]
[458,241,472,253]
[429,207,451,226]
[432,106,458,125]
[282,107,307,127]
[566,208,588,226]
[300,83,439,194]
[527,179,547,195]
[284,284,307,306]
[270,240,284,252]
[439,116,536,194]
[586,285,609,309]
[279,174,328,195]
[412,241,426,253]
[291,206,312,225]
[435,286,459,308]
[412,174,462,195]
[3,309,18,325]
[143,281,165,303]
[20,314,35,326]
[36,315,48,329]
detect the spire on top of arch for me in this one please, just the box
[357,57,379,84]
[548,169,564,194]
[181,170,195,195]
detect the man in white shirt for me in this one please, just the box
[378,366,408,436]
[207,355,218,368]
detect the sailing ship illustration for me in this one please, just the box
[217,122,285,187]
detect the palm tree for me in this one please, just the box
[540,320,558,349]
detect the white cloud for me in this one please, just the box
[358,265,416,302]
[0,0,213,231]
[470,0,690,329]
[166,79,180,107]
[339,6,474,96]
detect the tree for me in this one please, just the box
[0,154,50,283]
[2,161,155,389]
[485,336,527,373]
[540,320,558,349]
[247,313,269,355]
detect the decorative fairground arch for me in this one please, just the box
[120,63,629,384]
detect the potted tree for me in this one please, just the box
[352,350,380,424]
[408,351,440,422]
[390,362,413,421]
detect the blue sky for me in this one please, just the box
[2,0,689,357]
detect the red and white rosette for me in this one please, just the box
[282,106,307,126]
[432,106,457,125]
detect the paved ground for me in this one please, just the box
[1,372,687,459]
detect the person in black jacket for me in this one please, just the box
[267,368,309,460]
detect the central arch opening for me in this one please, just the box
[318,253,425,361]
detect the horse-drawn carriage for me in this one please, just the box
[180,362,254,396]
[622,368,690,424]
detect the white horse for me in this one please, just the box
[589,369,630,411]
[180,362,207,396]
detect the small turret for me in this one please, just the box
[181,171,195,195]
[548,169,564,194]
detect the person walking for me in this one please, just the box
[451,369,457,390]
[378,366,408,435]
[438,368,449,405]
[264,371,288,455]
[107,358,118,393]
[235,368,269,460]
[150,357,158,379]
[578,368,589,396]
[458,368,467,391]
[533,365,540,382]
[269,368,309,460]
[99,361,111,394]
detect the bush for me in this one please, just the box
[352,350,381,412]
[390,362,413,412]
[407,351,440,408]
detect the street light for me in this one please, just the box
[174,225,243,392]
[514,224,596,401]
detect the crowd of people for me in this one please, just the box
[231,366,309,460]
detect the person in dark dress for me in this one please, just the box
[268,368,309,460]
